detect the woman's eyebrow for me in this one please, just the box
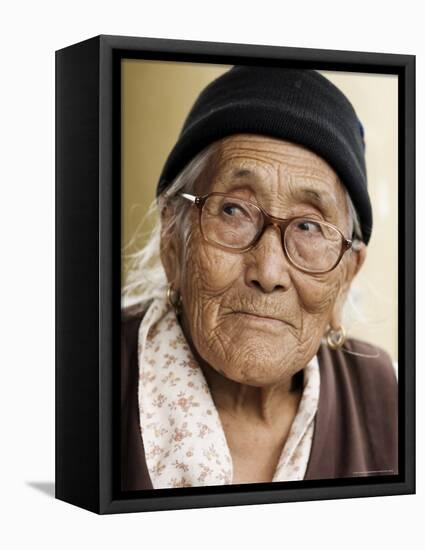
[232,168,255,178]
[228,168,338,211]
[293,186,338,212]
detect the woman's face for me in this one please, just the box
[163,134,366,387]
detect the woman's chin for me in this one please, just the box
[218,361,295,387]
[207,335,299,386]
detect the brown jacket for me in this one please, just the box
[121,305,398,490]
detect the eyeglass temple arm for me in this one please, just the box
[181,193,203,207]
[181,193,196,202]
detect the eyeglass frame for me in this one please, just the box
[179,191,354,275]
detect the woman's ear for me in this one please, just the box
[350,240,367,278]
[159,199,181,289]
[329,241,367,330]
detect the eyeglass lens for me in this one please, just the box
[201,195,343,272]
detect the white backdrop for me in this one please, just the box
[0,1,422,549]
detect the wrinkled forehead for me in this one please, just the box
[197,134,349,220]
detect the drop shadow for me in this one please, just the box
[26,481,55,499]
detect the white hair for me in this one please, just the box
[121,141,364,310]
[121,141,221,309]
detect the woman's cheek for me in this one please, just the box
[293,272,342,315]
[186,239,243,296]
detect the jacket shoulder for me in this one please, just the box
[121,301,151,362]
[121,301,149,324]
[311,337,399,478]
[120,299,154,490]
[341,337,397,386]
[319,336,398,439]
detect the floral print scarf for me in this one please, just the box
[138,295,320,489]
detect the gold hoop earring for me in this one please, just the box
[326,325,346,349]
[167,284,182,314]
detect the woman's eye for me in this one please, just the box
[222,203,245,217]
[297,220,321,232]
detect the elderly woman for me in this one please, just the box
[121,66,398,490]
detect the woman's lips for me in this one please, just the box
[234,311,287,327]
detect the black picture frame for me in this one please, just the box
[55,34,415,514]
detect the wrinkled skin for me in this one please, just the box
[160,135,366,476]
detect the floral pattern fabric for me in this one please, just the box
[138,295,320,489]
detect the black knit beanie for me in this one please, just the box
[157,66,372,244]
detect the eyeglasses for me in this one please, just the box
[180,192,353,274]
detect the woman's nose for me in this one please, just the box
[244,224,292,293]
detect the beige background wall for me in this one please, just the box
[122,60,398,361]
